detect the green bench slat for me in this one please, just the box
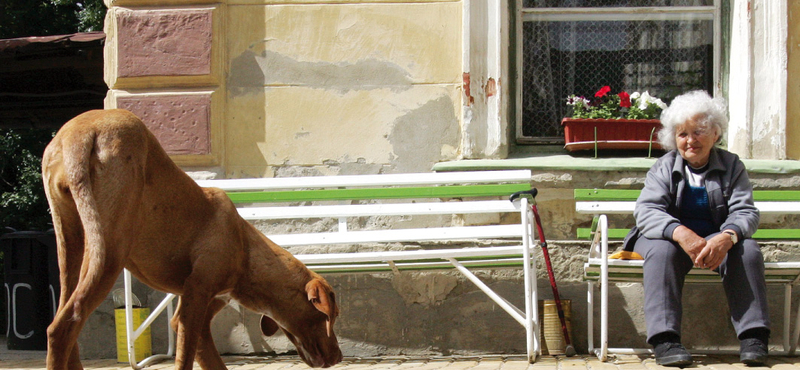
[306,258,525,274]
[577,228,630,239]
[752,229,800,239]
[577,227,800,240]
[575,189,800,202]
[753,190,800,201]
[227,183,531,203]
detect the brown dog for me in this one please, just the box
[42,109,343,370]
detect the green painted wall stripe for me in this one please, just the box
[227,183,531,203]
[575,189,800,201]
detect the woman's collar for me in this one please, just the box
[671,147,726,175]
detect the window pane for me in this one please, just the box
[523,0,713,8]
[521,19,713,140]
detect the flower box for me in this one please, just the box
[561,118,662,152]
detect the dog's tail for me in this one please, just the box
[60,126,106,322]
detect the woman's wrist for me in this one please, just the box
[722,229,739,244]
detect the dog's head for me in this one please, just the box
[260,276,343,368]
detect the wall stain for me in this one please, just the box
[388,95,460,173]
[229,48,413,97]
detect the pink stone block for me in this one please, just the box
[117,9,213,77]
[117,95,212,155]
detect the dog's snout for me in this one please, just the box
[320,346,344,368]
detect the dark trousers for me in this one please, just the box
[633,234,770,343]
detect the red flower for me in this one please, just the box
[594,85,611,98]
[618,91,631,108]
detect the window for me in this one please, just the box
[516,0,720,144]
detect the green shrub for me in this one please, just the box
[0,128,56,232]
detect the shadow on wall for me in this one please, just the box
[223,1,269,178]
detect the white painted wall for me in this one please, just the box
[461,0,509,159]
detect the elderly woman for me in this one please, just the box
[630,90,769,366]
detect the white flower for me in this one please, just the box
[637,91,652,110]
[566,95,589,106]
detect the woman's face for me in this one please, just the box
[675,115,719,168]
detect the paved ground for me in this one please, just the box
[4,338,800,370]
[5,351,800,370]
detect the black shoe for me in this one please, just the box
[654,342,693,367]
[740,338,768,366]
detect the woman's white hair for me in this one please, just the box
[657,90,728,151]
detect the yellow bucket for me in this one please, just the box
[114,308,152,363]
[538,299,573,355]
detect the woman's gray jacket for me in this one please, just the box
[634,148,759,241]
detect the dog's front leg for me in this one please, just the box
[194,298,229,370]
[174,293,211,370]
[174,283,225,370]
[172,297,228,370]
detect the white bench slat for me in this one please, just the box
[238,200,520,220]
[575,201,635,214]
[296,245,526,264]
[269,224,523,246]
[755,201,800,214]
[576,201,800,215]
[196,170,532,191]
[584,260,800,284]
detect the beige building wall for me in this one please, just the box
[104,0,463,178]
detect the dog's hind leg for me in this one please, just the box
[46,245,125,370]
[43,145,87,370]
[46,200,87,370]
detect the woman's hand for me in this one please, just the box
[694,233,733,270]
[672,225,706,264]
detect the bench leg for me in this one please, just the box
[785,284,791,354]
[791,284,800,355]
[448,258,537,361]
[588,281,594,355]
[124,268,176,370]
[598,216,609,361]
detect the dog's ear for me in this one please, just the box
[260,315,280,336]
[306,278,339,337]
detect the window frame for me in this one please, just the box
[514,2,722,144]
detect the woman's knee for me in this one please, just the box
[637,237,685,260]
[739,239,764,267]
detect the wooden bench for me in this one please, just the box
[120,170,542,369]
[575,188,800,361]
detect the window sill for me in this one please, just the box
[432,155,800,175]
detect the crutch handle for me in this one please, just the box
[509,188,538,203]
